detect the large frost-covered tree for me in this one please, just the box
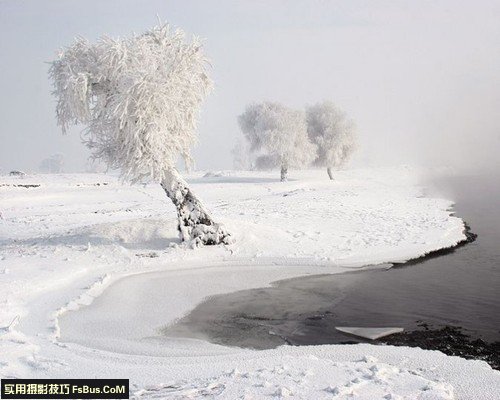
[238,102,316,181]
[49,24,230,246]
[306,101,357,180]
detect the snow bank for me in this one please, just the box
[1,168,498,399]
[132,353,456,400]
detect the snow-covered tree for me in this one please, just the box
[254,154,280,171]
[306,101,357,180]
[238,102,316,181]
[231,139,253,170]
[85,159,107,174]
[49,23,230,246]
[39,153,64,173]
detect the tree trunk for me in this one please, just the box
[280,164,288,182]
[160,168,231,246]
[327,167,334,180]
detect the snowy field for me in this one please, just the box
[1,167,498,399]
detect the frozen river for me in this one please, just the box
[166,174,500,357]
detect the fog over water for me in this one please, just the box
[0,0,499,173]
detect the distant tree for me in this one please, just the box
[254,154,280,171]
[49,23,230,246]
[238,102,316,181]
[39,153,64,173]
[231,139,253,170]
[306,101,356,180]
[85,159,107,174]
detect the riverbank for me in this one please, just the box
[384,324,500,370]
[1,168,498,399]
[159,173,499,373]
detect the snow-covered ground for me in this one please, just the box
[1,168,498,399]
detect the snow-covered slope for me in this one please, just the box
[1,168,498,399]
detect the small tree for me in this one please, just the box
[39,153,64,173]
[238,102,316,181]
[231,139,253,170]
[85,159,107,174]
[49,24,230,246]
[306,101,357,180]
[254,154,280,171]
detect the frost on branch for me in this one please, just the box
[48,23,231,246]
[306,101,357,180]
[238,102,316,181]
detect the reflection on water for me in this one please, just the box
[164,174,500,349]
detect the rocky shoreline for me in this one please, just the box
[378,222,500,369]
[382,324,499,370]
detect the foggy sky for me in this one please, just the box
[0,0,499,173]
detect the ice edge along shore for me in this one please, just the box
[1,168,498,399]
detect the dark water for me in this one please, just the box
[164,174,500,351]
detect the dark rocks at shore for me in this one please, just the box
[381,324,499,370]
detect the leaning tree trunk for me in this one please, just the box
[280,163,288,182]
[327,167,334,180]
[160,168,231,246]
